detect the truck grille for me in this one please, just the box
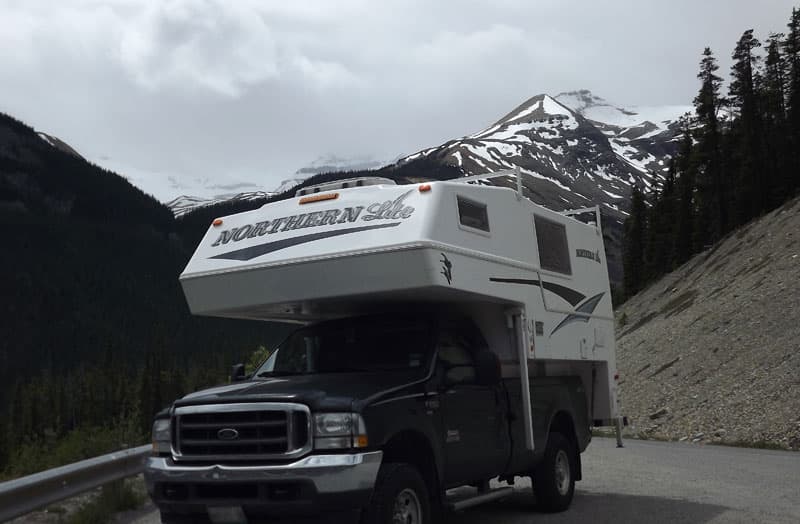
[172,403,311,461]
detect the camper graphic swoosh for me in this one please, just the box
[549,292,605,337]
[210,223,401,261]
[488,277,586,306]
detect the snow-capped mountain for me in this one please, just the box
[166,191,274,218]
[555,90,691,133]
[555,89,692,176]
[399,91,691,221]
[166,155,387,217]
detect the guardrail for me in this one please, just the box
[0,444,151,522]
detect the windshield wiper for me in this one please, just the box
[323,367,375,373]
[256,370,307,378]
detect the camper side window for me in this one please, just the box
[457,196,490,233]
[534,215,572,275]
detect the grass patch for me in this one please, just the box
[66,479,145,524]
[1,421,145,480]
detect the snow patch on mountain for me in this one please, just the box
[556,89,691,132]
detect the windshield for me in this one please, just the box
[255,316,434,377]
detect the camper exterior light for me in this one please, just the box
[418,184,432,192]
[299,193,339,204]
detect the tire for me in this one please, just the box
[533,432,576,512]
[361,463,431,524]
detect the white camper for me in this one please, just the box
[180,170,622,437]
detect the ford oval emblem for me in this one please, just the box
[217,428,239,441]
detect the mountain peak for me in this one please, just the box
[493,94,577,128]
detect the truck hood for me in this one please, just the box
[173,371,424,412]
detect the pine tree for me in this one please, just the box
[644,166,677,280]
[674,122,696,265]
[785,8,800,193]
[693,47,727,248]
[729,30,765,222]
[762,33,790,203]
[622,185,647,298]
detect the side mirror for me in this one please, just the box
[230,363,246,382]
[474,349,501,386]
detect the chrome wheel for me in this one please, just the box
[554,449,570,496]
[392,488,422,524]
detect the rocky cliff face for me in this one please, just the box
[615,196,800,449]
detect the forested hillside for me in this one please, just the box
[0,113,289,477]
[623,8,800,297]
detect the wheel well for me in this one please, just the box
[548,411,582,481]
[382,431,441,504]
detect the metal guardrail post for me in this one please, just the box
[0,444,151,522]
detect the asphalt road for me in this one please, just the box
[122,437,800,524]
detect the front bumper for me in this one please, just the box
[144,451,382,519]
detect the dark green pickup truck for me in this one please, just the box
[145,313,590,524]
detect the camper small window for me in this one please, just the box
[534,215,572,275]
[457,196,490,232]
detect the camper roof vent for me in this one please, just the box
[295,177,396,196]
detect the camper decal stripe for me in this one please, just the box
[210,223,402,261]
[488,277,586,306]
[549,292,605,337]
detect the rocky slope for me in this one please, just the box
[615,196,800,449]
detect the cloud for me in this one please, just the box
[117,0,280,97]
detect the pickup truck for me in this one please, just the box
[144,313,591,523]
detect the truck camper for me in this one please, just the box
[145,169,623,524]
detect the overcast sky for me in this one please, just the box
[1,0,797,200]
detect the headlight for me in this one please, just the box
[313,413,368,450]
[151,418,172,455]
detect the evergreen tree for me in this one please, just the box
[644,166,677,280]
[674,122,697,265]
[622,185,647,298]
[785,8,800,193]
[693,47,727,248]
[762,33,791,203]
[729,30,765,222]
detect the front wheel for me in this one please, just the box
[533,432,576,512]
[362,463,430,524]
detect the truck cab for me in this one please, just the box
[146,312,590,523]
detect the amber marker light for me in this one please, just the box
[299,192,339,204]
[418,184,432,192]
[212,218,223,226]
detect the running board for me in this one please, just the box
[447,487,514,512]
